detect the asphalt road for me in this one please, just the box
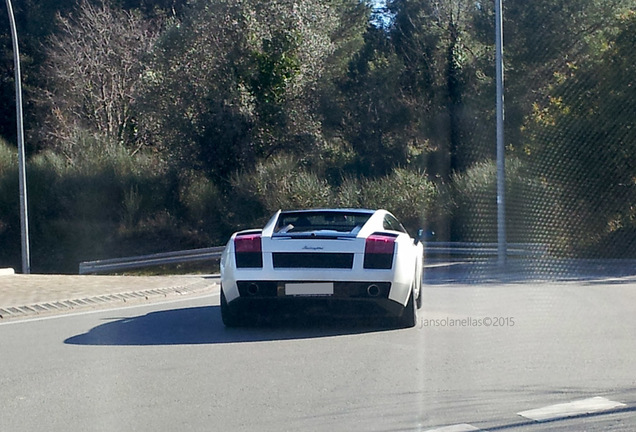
[1,279,636,431]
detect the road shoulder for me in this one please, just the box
[0,274,218,321]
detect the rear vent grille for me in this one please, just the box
[272,253,354,269]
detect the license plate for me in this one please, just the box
[285,282,334,296]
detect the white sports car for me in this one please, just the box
[220,208,424,327]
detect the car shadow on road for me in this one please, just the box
[64,306,397,346]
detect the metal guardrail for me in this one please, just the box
[424,242,548,257]
[79,242,548,275]
[79,246,225,275]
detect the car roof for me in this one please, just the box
[278,208,377,215]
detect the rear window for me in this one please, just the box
[275,211,372,234]
[383,214,407,233]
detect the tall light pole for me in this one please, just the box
[495,0,506,269]
[5,0,31,274]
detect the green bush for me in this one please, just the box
[228,156,333,229]
[334,175,363,208]
[338,168,437,234]
[178,172,229,245]
[450,158,568,249]
[0,131,209,273]
[0,139,21,270]
[227,158,437,236]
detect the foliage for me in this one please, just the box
[0,0,78,146]
[0,138,20,269]
[40,0,160,148]
[0,132,200,272]
[138,0,340,182]
[227,157,437,236]
[387,0,490,177]
[450,158,566,250]
[2,0,636,271]
[522,10,636,257]
[472,0,634,154]
[228,156,333,228]
[324,27,424,177]
[337,168,437,233]
[0,0,186,149]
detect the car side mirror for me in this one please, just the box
[414,228,424,245]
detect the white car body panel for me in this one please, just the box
[220,208,423,324]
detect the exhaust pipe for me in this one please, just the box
[247,283,260,296]
[366,284,381,297]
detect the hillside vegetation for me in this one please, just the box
[1,0,636,272]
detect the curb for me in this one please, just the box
[0,268,15,276]
[0,279,218,321]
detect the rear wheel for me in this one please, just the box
[220,289,242,327]
[399,287,417,328]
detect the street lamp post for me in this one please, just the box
[495,0,506,269]
[5,0,31,274]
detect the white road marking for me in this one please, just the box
[424,424,481,432]
[518,396,626,422]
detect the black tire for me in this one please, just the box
[220,289,242,327]
[399,288,417,328]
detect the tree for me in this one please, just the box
[386,0,490,180]
[0,0,80,148]
[325,26,420,177]
[472,0,634,156]
[523,10,636,256]
[139,0,342,182]
[40,0,160,152]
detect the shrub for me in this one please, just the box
[228,161,438,235]
[228,156,333,230]
[352,168,437,234]
[450,158,567,248]
[0,139,21,269]
[1,131,200,273]
[179,172,228,245]
[334,175,363,208]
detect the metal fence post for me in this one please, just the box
[495,0,506,269]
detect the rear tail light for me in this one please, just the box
[234,233,262,252]
[364,234,396,269]
[235,233,263,268]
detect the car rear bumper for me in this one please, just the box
[224,296,406,319]
[224,280,406,318]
